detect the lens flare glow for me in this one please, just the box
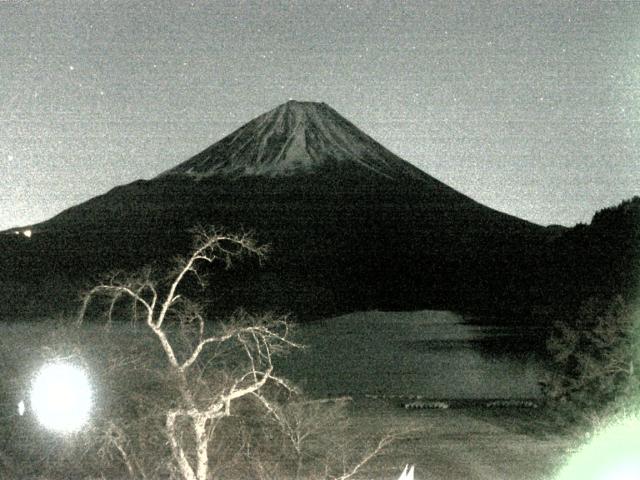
[556,414,640,480]
[29,362,93,434]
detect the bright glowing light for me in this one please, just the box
[29,362,93,434]
[556,414,640,480]
[22,229,31,238]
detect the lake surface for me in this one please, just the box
[278,310,549,400]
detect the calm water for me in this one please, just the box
[2,312,549,402]
[278,310,549,400]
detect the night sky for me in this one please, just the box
[1,0,638,230]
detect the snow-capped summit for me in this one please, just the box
[160,100,429,181]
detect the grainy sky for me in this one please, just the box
[1,0,638,230]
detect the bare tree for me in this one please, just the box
[77,227,397,480]
[78,227,301,480]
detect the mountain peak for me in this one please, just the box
[278,99,328,112]
[160,101,431,181]
[282,99,325,107]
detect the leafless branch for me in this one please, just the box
[331,434,395,480]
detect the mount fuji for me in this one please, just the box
[1,101,549,318]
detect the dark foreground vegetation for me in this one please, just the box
[542,295,640,429]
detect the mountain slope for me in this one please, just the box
[0,101,549,318]
[161,100,434,182]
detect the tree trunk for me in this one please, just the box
[194,416,209,480]
[166,413,197,480]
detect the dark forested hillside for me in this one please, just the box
[542,196,639,311]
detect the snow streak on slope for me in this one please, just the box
[161,100,432,182]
